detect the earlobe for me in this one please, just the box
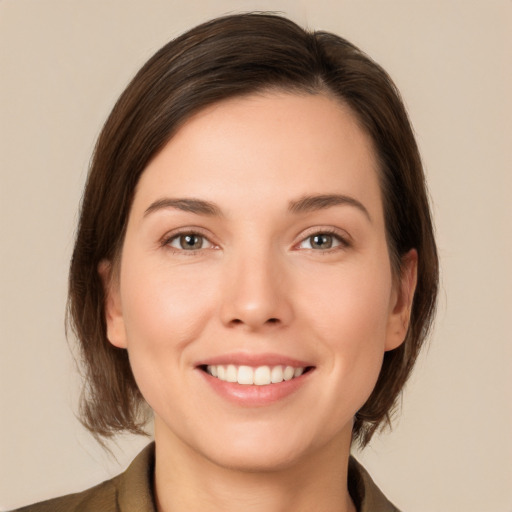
[98,259,127,349]
[385,249,418,351]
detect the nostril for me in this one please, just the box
[229,317,280,327]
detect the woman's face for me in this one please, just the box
[104,92,415,471]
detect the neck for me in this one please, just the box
[153,420,357,512]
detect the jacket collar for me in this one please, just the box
[117,443,400,512]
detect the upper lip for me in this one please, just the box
[195,352,314,368]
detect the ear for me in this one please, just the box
[98,259,127,349]
[385,249,418,351]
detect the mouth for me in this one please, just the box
[199,364,314,386]
[196,355,315,406]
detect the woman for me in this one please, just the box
[15,12,438,512]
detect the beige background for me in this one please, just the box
[1,0,511,510]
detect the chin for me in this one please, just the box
[192,419,348,474]
[204,439,309,473]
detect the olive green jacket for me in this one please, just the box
[13,443,400,512]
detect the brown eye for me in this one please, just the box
[180,234,203,250]
[310,234,333,249]
[168,233,212,251]
[299,232,345,250]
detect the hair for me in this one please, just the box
[68,12,438,447]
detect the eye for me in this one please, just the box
[298,232,347,250]
[166,233,214,251]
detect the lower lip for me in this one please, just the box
[197,369,313,407]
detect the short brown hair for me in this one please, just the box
[68,12,438,447]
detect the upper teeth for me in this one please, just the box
[206,364,305,386]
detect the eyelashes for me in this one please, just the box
[296,229,350,251]
[166,233,215,251]
[161,227,351,255]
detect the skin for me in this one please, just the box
[101,92,417,512]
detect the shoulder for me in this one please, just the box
[348,456,402,512]
[10,443,156,512]
[10,477,119,512]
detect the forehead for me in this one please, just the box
[132,92,382,221]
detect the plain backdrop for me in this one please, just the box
[1,0,511,510]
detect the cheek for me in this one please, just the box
[119,258,217,364]
[297,258,393,386]
[118,259,220,414]
[301,257,392,336]
[127,250,210,312]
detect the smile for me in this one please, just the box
[205,364,307,386]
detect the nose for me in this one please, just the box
[219,247,294,331]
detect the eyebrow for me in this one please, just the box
[288,194,372,222]
[143,193,371,221]
[144,198,222,217]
